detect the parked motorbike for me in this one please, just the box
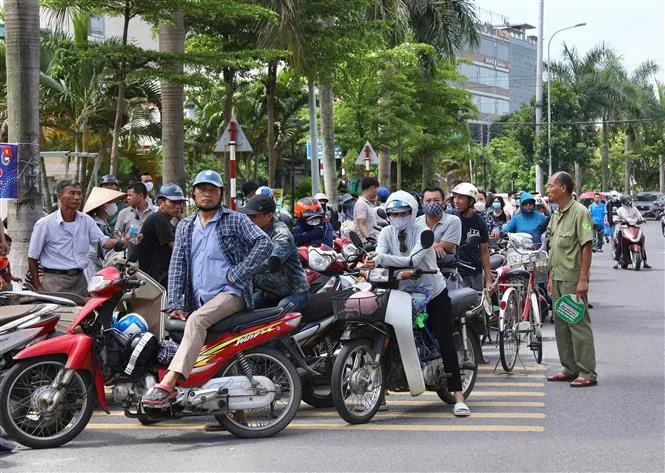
[298,244,356,294]
[0,260,305,449]
[329,231,488,424]
[613,216,646,270]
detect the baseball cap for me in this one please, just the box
[238,195,276,215]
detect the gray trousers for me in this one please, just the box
[42,272,88,296]
[168,292,246,379]
[552,280,597,381]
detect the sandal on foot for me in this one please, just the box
[570,377,597,388]
[546,372,575,382]
[453,402,471,417]
[142,384,177,407]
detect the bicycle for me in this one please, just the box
[497,236,548,372]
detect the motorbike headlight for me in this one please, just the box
[87,275,112,294]
[342,244,359,260]
[308,249,334,272]
[367,268,389,283]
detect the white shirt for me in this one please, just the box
[28,210,109,270]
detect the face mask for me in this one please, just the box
[144,182,154,193]
[423,202,444,216]
[474,202,486,212]
[390,215,411,231]
[612,196,618,201]
[306,218,321,226]
[492,202,502,210]
[103,202,118,217]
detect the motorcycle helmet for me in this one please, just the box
[256,186,274,199]
[314,192,328,204]
[123,332,158,376]
[621,195,632,207]
[193,170,224,188]
[344,290,380,316]
[157,183,188,202]
[294,197,323,220]
[451,182,478,203]
[100,175,119,187]
[377,187,390,203]
[385,199,412,215]
[113,313,149,338]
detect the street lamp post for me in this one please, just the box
[547,22,586,177]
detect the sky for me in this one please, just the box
[475,0,665,80]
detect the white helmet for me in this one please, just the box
[451,182,478,202]
[314,192,328,202]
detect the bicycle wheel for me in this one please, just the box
[499,291,520,372]
[528,292,543,364]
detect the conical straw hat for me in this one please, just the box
[83,187,126,214]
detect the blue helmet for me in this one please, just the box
[112,313,149,338]
[255,186,274,199]
[193,170,224,188]
[377,187,390,203]
[157,183,187,202]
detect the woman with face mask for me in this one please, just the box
[490,196,509,227]
[364,190,471,417]
[474,189,499,239]
[83,186,126,281]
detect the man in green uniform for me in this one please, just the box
[546,171,597,387]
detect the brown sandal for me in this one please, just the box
[570,377,598,388]
[546,372,575,382]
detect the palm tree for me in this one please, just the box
[4,0,43,279]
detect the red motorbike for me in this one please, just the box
[298,244,356,293]
[613,216,646,270]
[0,262,304,449]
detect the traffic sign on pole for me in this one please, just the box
[215,117,252,153]
[355,141,378,176]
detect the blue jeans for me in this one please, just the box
[253,290,309,312]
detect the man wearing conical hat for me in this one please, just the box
[83,186,126,281]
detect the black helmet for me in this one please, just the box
[621,195,632,206]
[100,175,119,186]
[157,183,187,202]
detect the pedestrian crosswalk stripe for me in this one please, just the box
[475,382,544,387]
[478,365,545,371]
[477,374,544,379]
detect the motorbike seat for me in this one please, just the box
[448,288,480,317]
[0,305,42,326]
[504,268,530,280]
[490,255,505,270]
[165,307,285,343]
[299,291,339,324]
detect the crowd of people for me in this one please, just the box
[6,168,658,415]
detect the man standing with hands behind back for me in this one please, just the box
[546,171,597,388]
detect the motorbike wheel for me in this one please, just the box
[437,327,480,404]
[0,356,94,449]
[631,252,642,271]
[499,291,520,373]
[213,347,301,438]
[331,339,385,424]
[301,338,338,408]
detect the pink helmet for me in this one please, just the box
[345,290,380,316]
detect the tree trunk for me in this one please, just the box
[159,10,186,189]
[319,85,338,204]
[5,0,43,280]
[421,157,428,191]
[378,148,390,187]
[601,120,610,191]
[624,128,633,195]
[79,126,89,195]
[40,156,52,214]
[266,60,278,188]
[658,154,665,193]
[109,5,131,176]
[574,162,582,195]
[396,154,402,190]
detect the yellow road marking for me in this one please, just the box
[477,374,544,379]
[411,391,545,398]
[83,423,544,432]
[478,365,545,371]
[296,411,545,419]
[475,382,544,387]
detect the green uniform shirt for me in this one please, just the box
[547,199,593,282]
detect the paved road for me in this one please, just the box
[2,222,664,472]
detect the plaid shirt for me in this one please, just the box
[166,206,273,313]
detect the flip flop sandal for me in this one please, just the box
[546,373,575,382]
[142,384,177,407]
[570,378,598,388]
[453,402,471,417]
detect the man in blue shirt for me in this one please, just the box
[142,170,272,407]
[588,192,606,252]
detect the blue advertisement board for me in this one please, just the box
[0,143,19,199]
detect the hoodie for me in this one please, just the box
[374,191,446,298]
[501,192,547,244]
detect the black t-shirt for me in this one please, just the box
[606,200,621,221]
[138,211,175,287]
[491,211,508,227]
[452,211,489,275]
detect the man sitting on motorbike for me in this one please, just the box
[238,194,310,311]
[142,170,273,407]
[501,192,548,247]
[364,190,470,417]
[613,196,651,269]
[292,197,334,248]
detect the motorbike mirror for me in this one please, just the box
[349,231,365,250]
[420,230,434,249]
[267,256,281,273]
[377,208,388,220]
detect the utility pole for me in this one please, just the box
[308,82,320,195]
[534,0,544,194]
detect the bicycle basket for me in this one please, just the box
[331,289,389,322]
[507,248,549,283]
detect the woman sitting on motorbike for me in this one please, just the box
[363,190,470,417]
[292,197,334,248]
